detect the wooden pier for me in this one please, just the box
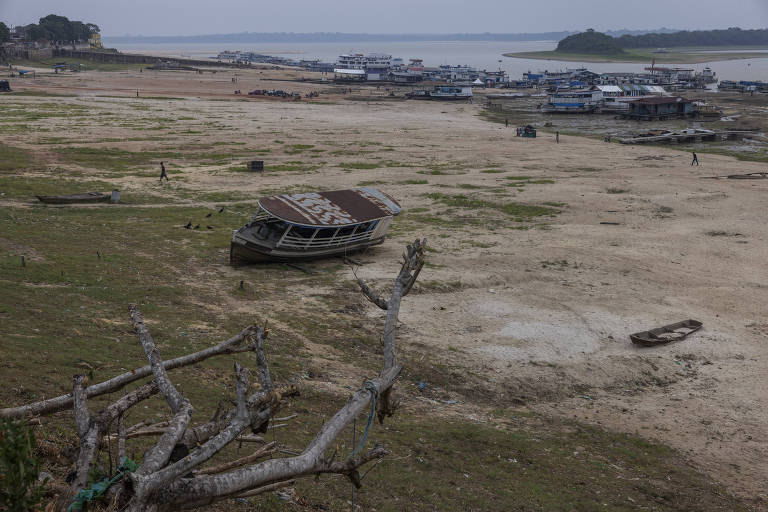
[619,130,756,145]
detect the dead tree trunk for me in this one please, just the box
[11,239,426,511]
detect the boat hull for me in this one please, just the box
[230,236,386,264]
[630,319,703,347]
[540,104,597,114]
[35,192,111,204]
[428,95,472,101]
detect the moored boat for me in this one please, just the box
[230,187,401,264]
[406,85,473,101]
[540,89,601,113]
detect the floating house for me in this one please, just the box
[230,188,401,264]
[622,96,695,120]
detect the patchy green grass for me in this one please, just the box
[6,90,78,98]
[424,193,559,221]
[338,162,382,170]
[53,147,184,174]
[0,144,33,173]
[10,57,147,72]
[265,163,319,173]
[606,188,630,194]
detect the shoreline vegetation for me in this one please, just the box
[503,46,768,64]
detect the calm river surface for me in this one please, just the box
[105,40,768,82]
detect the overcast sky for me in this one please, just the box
[1,0,767,36]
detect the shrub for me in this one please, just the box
[0,419,44,512]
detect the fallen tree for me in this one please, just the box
[9,239,426,511]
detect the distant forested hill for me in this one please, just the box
[615,27,768,48]
[556,29,625,54]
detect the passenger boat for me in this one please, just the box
[485,92,529,100]
[540,89,601,113]
[230,187,401,264]
[35,192,112,204]
[407,86,473,101]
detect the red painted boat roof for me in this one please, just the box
[258,187,401,226]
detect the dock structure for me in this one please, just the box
[618,130,755,145]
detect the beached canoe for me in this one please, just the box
[35,192,112,204]
[630,319,703,347]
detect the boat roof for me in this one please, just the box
[258,187,401,227]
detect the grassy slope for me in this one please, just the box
[0,96,754,511]
[8,56,148,72]
[504,46,768,64]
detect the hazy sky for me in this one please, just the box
[1,0,767,36]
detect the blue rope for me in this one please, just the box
[349,381,378,460]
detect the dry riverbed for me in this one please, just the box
[1,66,767,510]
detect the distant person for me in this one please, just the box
[556,131,560,143]
[691,152,699,166]
[505,118,509,128]
[160,161,169,181]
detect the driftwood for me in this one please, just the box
[12,239,425,511]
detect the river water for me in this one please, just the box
[104,40,768,82]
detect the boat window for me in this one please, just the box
[357,220,378,232]
[314,228,337,239]
[291,226,316,238]
[336,225,356,237]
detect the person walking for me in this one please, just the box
[556,131,560,144]
[160,161,169,181]
[691,152,699,166]
[505,118,509,128]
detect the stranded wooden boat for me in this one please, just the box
[230,187,401,264]
[630,319,703,347]
[35,192,111,204]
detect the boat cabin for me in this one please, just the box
[230,187,401,264]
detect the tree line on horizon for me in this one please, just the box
[557,27,768,54]
[0,14,99,44]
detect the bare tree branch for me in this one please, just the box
[72,375,89,439]
[131,305,185,414]
[70,382,158,496]
[196,442,276,475]
[251,328,273,392]
[0,326,257,419]
[117,414,126,462]
[234,479,294,499]
[356,278,389,310]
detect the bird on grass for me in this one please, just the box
[218,207,224,213]
[205,212,212,218]
[193,224,200,230]
[206,225,213,230]
[184,221,192,229]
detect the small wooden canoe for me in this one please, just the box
[630,319,703,347]
[36,192,111,204]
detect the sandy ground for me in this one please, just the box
[6,67,768,504]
